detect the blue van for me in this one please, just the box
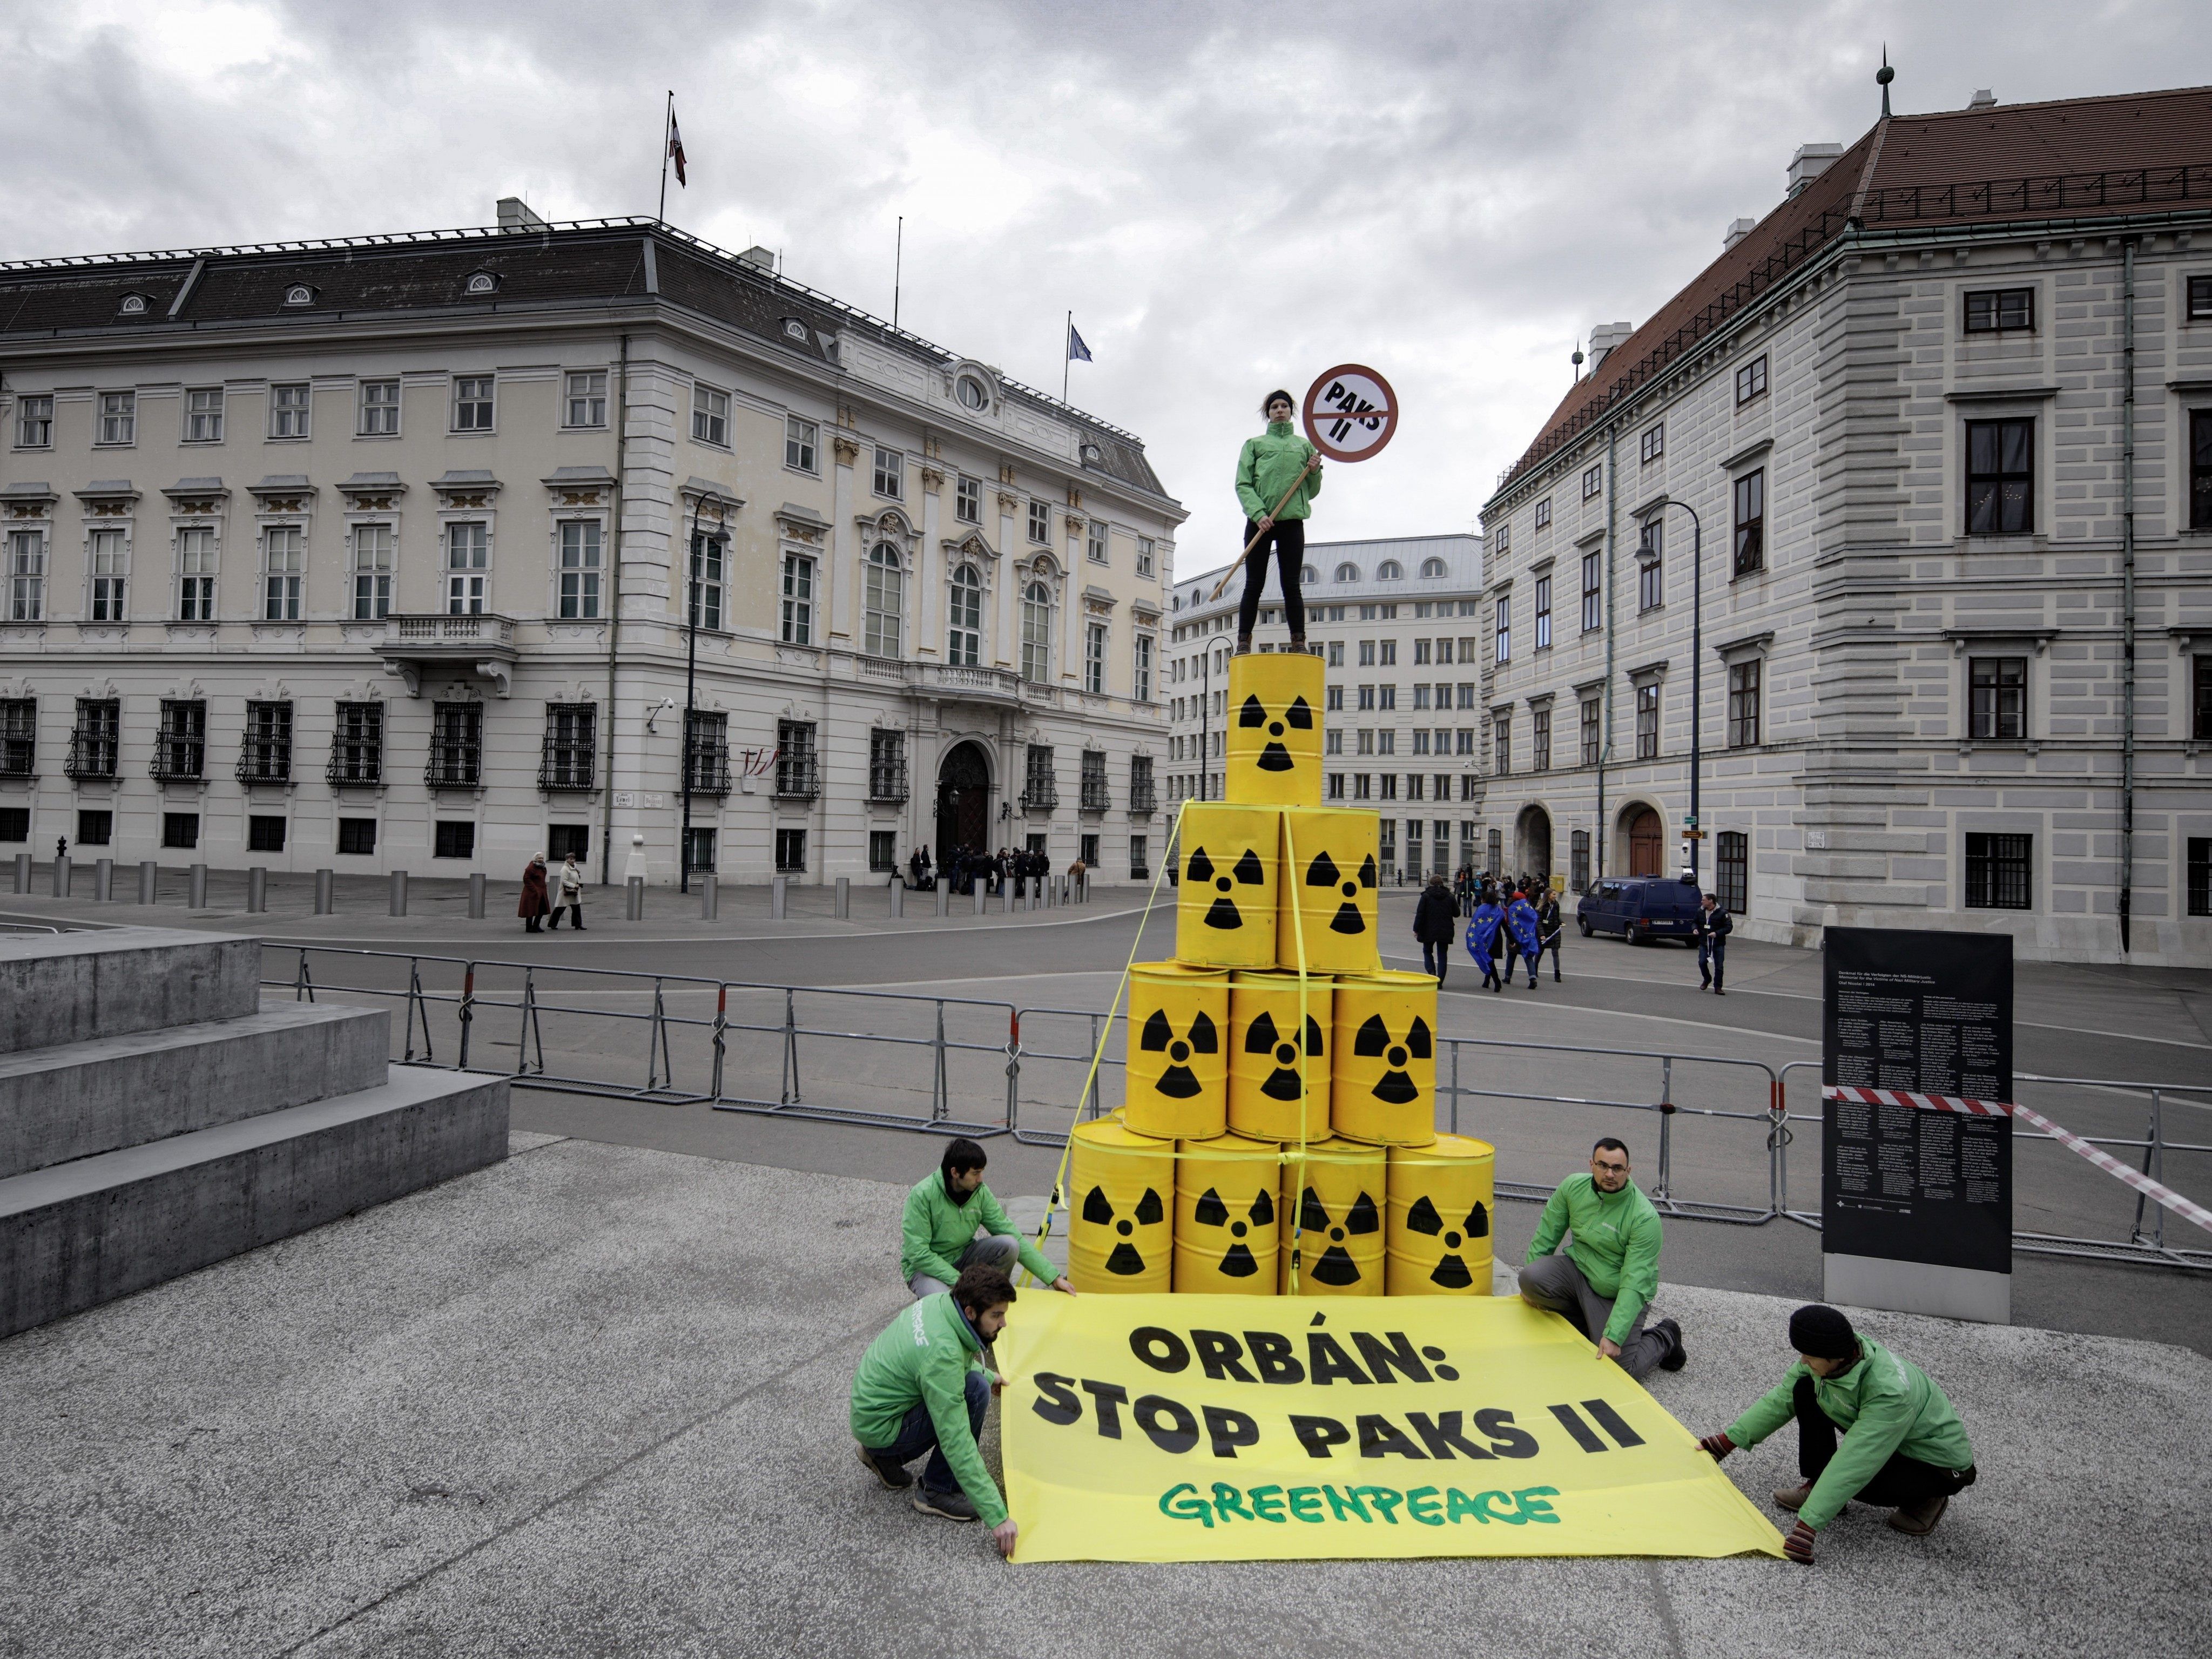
[1577,874,1702,943]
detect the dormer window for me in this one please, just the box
[1080,441,1103,465]
[282,285,315,307]
[118,293,149,315]
[783,318,810,342]
[956,374,989,411]
[465,271,498,295]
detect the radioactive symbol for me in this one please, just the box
[1238,691,1317,772]
[1243,1008,1324,1100]
[1082,1183,1166,1276]
[1352,1011,1433,1104]
[1189,1183,1275,1278]
[1139,1007,1219,1098]
[1404,1193,1489,1289]
[1291,1185,1381,1286]
[1188,842,1267,930]
[1303,847,1379,936]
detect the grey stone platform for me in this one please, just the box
[0,927,508,1339]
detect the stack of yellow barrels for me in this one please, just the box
[1067,651,1494,1298]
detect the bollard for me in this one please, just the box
[468,872,486,919]
[973,883,986,916]
[12,851,28,893]
[771,875,787,919]
[95,858,113,902]
[247,866,266,913]
[834,875,850,919]
[52,855,70,898]
[139,860,158,905]
[625,875,644,921]
[889,876,905,918]
[188,864,207,909]
[314,868,334,914]
[389,869,408,916]
[935,882,949,918]
[701,874,718,920]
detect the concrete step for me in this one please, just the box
[0,1065,509,1339]
[0,929,259,1055]
[0,1000,392,1180]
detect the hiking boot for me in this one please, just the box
[913,1486,979,1522]
[1235,633,1253,656]
[1773,1482,1813,1512]
[1654,1317,1687,1371]
[855,1444,913,1491]
[1887,1492,1950,1536]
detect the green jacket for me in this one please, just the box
[1235,422,1323,522]
[1727,1337,1974,1531]
[1525,1174,1663,1344]
[849,1294,1005,1525]
[900,1172,1058,1289]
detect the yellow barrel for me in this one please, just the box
[1331,969,1439,1147]
[1386,1135,1496,1295]
[1278,1137,1386,1297]
[1276,807,1381,975]
[1067,1118,1175,1293]
[1226,970,1331,1143]
[1226,650,1325,807]
[1124,961,1230,1140]
[1173,1131,1281,1294]
[1174,802,1280,968]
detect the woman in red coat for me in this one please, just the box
[518,853,550,932]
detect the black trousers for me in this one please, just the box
[1237,518,1307,639]
[1794,1375,1974,1506]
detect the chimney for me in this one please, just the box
[738,245,776,273]
[496,196,550,231]
[1723,217,1757,252]
[1966,89,1996,110]
[1587,321,1635,370]
[1785,143,1844,199]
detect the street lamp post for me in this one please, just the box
[678,532,702,895]
[1645,498,1705,884]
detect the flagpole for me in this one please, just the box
[657,91,672,221]
[1062,311,1071,402]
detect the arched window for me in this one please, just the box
[1334,562,1360,583]
[948,562,983,666]
[1021,581,1053,683]
[1377,559,1402,581]
[1420,557,1447,578]
[864,542,903,658]
[1301,564,1319,584]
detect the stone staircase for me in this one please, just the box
[0,927,508,1339]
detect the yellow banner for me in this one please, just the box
[997,1293,1783,1562]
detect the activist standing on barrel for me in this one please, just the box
[1233,389,1322,655]
[1698,1305,1976,1564]
[1519,1137,1684,1379]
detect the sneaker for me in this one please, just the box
[1773,1482,1813,1512]
[1654,1317,1686,1371]
[1887,1493,1950,1536]
[912,1486,979,1522]
[855,1444,913,1491]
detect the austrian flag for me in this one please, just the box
[668,109,687,187]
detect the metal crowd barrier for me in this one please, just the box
[261,946,2208,1271]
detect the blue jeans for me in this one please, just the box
[867,1368,990,1495]
[1700,937,1726,989]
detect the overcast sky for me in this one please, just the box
[3,1,2207,577]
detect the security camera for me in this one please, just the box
[644,697,677,733]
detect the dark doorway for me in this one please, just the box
[1515,805,1553,887]
[1626,806,1663,876]
[935,741,992,858]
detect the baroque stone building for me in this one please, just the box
[1476,84,2212,964]
[0,207,1182,886]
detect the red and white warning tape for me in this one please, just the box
[1822,1084,2212,1236]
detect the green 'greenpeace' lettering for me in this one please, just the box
[1160,1482,1564,1528]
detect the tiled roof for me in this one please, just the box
[1494,84,2212,497]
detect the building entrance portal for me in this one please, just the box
[1625,805,1663,876]
[935,742,992,859]
[1514,805,1553,888]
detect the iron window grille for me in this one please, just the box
[686,711,732,797]
[67,700,121,780]
[868,729,909,802]
[774,828,807,873]
[1965,832,2032,911]
[1080,750,1110,811]
[151,699,206,780]
[237,701,293,783]
[1021,744,1058,810]
[773,719,817,799]
[424,703,484,789]
[327,704,384,785]
[1970,657,2027,741]
[1733,468,1765,576]
[0,698,33,777]
[539,703,597,790]
[1129,755,1156,815]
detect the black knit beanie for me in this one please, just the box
[1788,1304,1858,1360]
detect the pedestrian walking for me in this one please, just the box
[1466,888,1506,992]
[1412,872,1459,986]
[1695,891,1733,994]
[517,853,551,934]
[1232,389,1322,655]
[1504,888,1542,989]
[1535,888,1564,983]
[550,853,586,930]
